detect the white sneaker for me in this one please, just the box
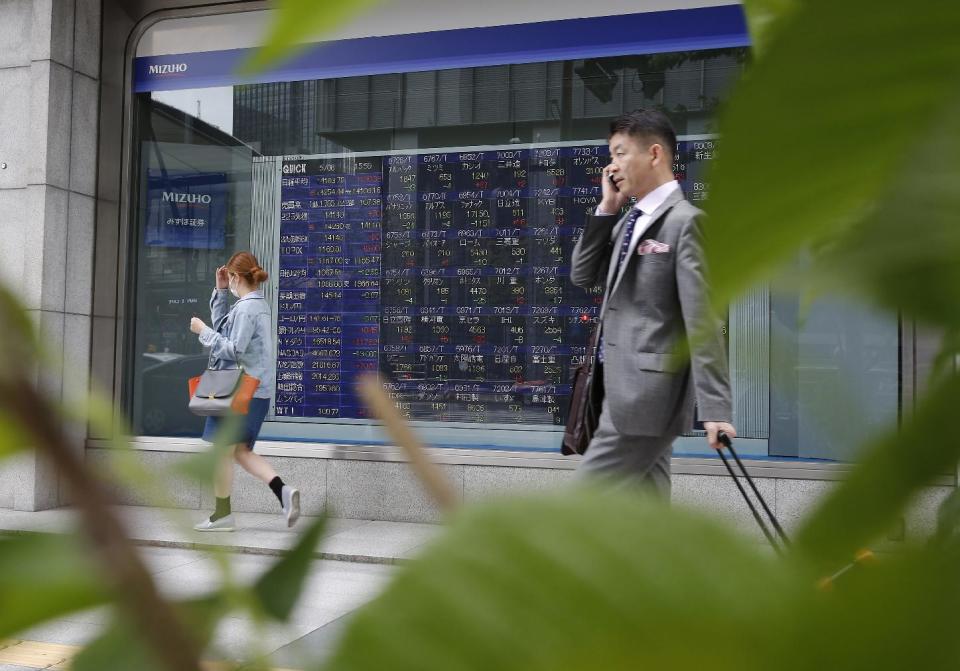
[281,486,301,528]
[193,514,236,532]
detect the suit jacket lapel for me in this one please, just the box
[608,189,685,297]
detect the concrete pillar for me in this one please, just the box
[0,0,101,510]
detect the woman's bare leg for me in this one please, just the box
[233,445,299,527]
[233,444,278,483]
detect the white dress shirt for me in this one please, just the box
[597,180,680,287]
[597,179,680,253]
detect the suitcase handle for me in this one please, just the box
[718,432,876,590]
[717,431,790,553]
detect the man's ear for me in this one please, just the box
[650,142,666,164]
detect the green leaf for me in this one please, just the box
[322,489,803,671]
[741,0,800,55]
[706,0,960,306]
[0,409,30,458]
[0,533,110,636]
[935,486,960,541]
[315,489,960,670]
[0,286,40,376]
[795,372,960,567]
[253,514,327,621]
[172,415,243,484]
[71,616,164,671]
[774,539,960,670]
[71,594,229,671]
[68,386,130,448]
[319,491,960,671]
[80,392,241,505]
[240,0,381,75]
[0,284,48,459]
[78,389,205,507]
[805,93,960,328]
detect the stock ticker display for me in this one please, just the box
[274,139,716,425]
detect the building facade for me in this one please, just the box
[0,0,950,537]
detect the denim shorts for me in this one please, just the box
[202,397,270,450]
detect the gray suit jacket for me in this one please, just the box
[570,188,732,436]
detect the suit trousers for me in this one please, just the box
[576,391,677,499]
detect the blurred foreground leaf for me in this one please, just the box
[935,486,960,541]
[797,373,960,567]
[173,415,244,484]
[323,489,802,671]
[0,285,43,457]
[0,286,40,373]
[807,95,960,328]
[741,0,798,55]
[774,535,960,670]
[254,514,327,621]
[71,594,230,671]
[707,0,960,307]
[0,533,109,636]
[241,0,380,74]
[322,489,960,671]
[0,411,30,458]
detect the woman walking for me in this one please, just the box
[189,251,300,531]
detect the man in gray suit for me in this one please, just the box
[571,109,735,496]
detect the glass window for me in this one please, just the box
[129,94,253,437]
[769,294,899,461]
[126,19,900,460]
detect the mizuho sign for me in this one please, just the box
[148,63,188,75]
[162,192,212,204]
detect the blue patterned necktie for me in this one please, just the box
[598,207,643,364]
[614,206,643,277]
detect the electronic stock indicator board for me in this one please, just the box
[274,138,717,426]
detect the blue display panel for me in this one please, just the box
[274,139,716,425]
[276,157,384,419]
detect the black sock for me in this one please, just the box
[269,476,285,504]
[210,496,231,522]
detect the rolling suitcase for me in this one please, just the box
[717,431,873,588]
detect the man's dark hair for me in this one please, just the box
[609,108,677,160]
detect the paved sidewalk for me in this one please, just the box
[0,506,440,669]
[0,505,442,564]
[0,639,298,671]
[0,545,397,669]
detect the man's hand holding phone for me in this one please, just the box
[599,165,629,214]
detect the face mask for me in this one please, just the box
[228,276,240,298]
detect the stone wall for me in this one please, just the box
[0,0,101,510]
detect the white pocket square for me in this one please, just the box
[637,239,671,255]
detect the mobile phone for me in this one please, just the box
[608,173,619,192]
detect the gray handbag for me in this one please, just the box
[188,367,259,416]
